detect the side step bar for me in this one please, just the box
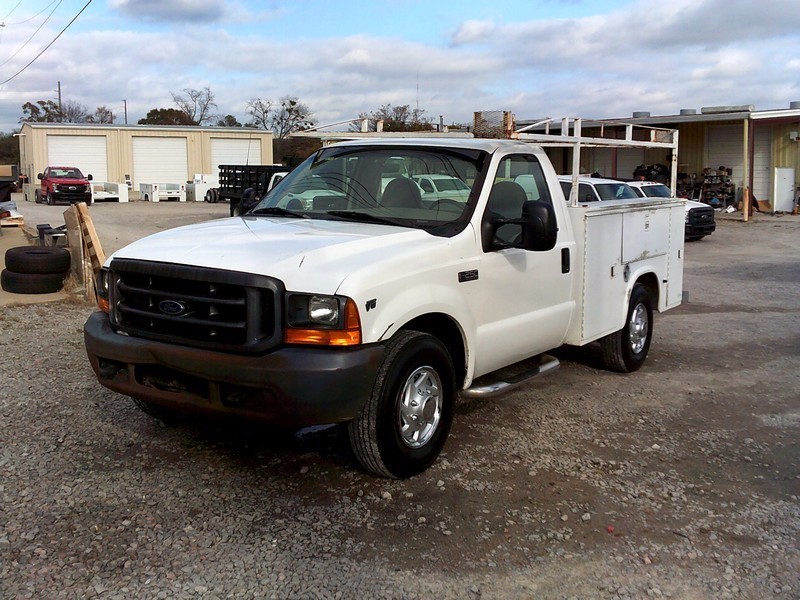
[459,354,560,399]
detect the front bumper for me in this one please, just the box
[84,311,383,426]
[51,190,92,204]
[685,222,716,237]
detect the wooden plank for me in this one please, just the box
[74,202,106,271]
[63,206,84,284]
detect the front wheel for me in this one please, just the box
[348,330,455,478]
[45,193,53,206]
[600,283,653,373]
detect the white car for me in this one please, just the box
[628,181,716,241]
[411,175,471,203]
[557,175,640,203]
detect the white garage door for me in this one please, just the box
[47,135,108,181]
[132,137,188,187]
[210,138,262,176]
[706,125,743,186]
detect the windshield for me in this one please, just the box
[640,184,672,198]
[594,183,639,201]
[50,168,84,179]
[251,145,486,235]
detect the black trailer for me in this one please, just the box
[214,164,290,216]
[0,165,19,203]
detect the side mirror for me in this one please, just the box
[520,202,558,251]
[482,201,558,252]
[87,174,93,181]
[37,173,43,180]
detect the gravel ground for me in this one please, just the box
[1,214,798,599]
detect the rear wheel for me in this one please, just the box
[600,283,653,373]
[348,330,455,478]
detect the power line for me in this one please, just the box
[0,0,61,68]
[1,0,23,21]
[6,1,60,26]
[0,0,92,86]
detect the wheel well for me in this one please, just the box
[635,272,660,306]
[401,313,466,386]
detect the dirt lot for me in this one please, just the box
[1,200,798,599]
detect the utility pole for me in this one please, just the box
[123,99,128,124]
[57,81,62,114]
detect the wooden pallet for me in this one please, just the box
[0,216,24,227]
[64,202,106,302]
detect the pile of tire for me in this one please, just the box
[1,246,71,294]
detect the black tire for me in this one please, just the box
[208,189,218,204]
[45,193,53,206]
[348,330,455,478]
[600,283,653,373]
[231,202,242,217]
[1,269,65,294]
[204,189,214,203]
[5,246,71,274]
[34,189,41,204]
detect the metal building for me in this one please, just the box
[17,123,273,200]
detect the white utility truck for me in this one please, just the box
[85,120,685,478]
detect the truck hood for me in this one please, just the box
[107,215,431,292]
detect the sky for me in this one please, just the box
[0,0,798,132]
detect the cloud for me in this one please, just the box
[108,0,226,23]
[1,0,799,133]
[451,19,496,45]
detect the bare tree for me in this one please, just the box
[352,103,432,132]
[270,95,315,139]
[171,86,217,125]
[91,105,114,124]
[60,100,92,123]
[245,97,273,130]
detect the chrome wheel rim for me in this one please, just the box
[629,302,649,354]
[398,366,442,448]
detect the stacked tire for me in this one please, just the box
[1,246,71,294]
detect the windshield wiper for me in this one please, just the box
[326,210,400,226]
[249,206,306,218]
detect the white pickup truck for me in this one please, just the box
[84,130,685,478]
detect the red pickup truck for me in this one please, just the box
[36,166,93,205]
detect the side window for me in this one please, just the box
[578,183,597,202]
[419,179,434,193]
[484,155,553,246]
[559,181,571,201]
[493,155,553,205]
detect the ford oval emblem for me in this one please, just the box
[159,299,187,316]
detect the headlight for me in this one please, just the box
[685,210,690,223]
[96,267,110,313]
[285,293,361,346]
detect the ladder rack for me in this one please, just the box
[512,118,679,207]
